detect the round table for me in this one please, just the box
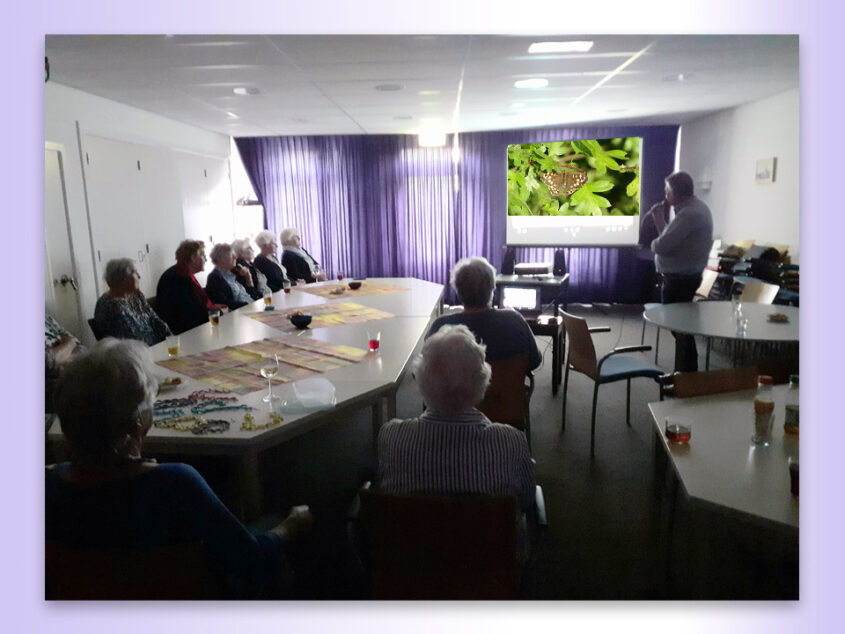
[643,301,798,369]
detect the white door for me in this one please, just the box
[45,144,84,338]
[81,134,149,296]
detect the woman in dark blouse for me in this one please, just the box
[46,339,312,598]
[93,258,171,346]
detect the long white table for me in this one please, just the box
[643,301,799,343]
[649,385,798,529]
[49,277,444,518]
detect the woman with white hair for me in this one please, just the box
[427,257,541,370]
[46,339,313,598]
[93,258,171,346]
[231,238,270,296]
[378,324,535,511]
[280,227,327,284]
[205,242,263,310]
[252,230,295,292]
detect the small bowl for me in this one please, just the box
[348,281,362,290]
[289,314,312,329]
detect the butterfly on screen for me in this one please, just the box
[539,170,587,197]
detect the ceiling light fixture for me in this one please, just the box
[418,130,447,147]
[233,87,259,96]
[226,111,239,119]
[662,73,691,82]
[514,78,549,89]
[374,83,402,91]
[528,41,594,54]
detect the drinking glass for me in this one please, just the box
[166,335,180,358]
[664,416,692,443]
[208,309,221,327]
[260,354,280,402]
[337,271,344,281]
[367,331,381,352]
[283,280,291,294]
[263,290,273,306]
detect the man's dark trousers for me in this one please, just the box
[660,273,703,372]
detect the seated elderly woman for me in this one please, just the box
[427,257,541,370]
[93,258,171,346]
[252,230,293,292]
[280,227,327,284]
[156,240,227,335]
[231,238,271,297]
[205,243,263,310]
[45,313,85,413]
[378,324,535,512]
[46,339,312,598]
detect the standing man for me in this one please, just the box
[646,171,713,372]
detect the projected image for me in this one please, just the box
[507,138,640,217]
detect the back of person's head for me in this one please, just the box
[209,242,233,265]
[451,257,496,309]
[254,230,276,248]
[280,228,300,247]
[665,171,694,199]
[175,240,205,264]
[414,324,491,415]
[230,238,251,258]
[103,258,136,289]
[54,339,158,467]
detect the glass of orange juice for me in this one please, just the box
[263,290,273,306]
[166,335,180,358]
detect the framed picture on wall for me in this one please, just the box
[755,157,777,184]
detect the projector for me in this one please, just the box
[514,262,552,276]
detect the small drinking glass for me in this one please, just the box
[367,331,381,352]
[737,317,749,337]
[337,271,345,281]
[166,335,180,358]
[208,309,221,327]
[263,289,273,306]
[260,354,280,402]
[664,416,692,443]
[283,280,292,294]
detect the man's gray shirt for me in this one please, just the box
[650,196,713,275]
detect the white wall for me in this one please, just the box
[678,88,799,260]
[45,83,232,341]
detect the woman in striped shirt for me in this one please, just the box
[378,324,535,511]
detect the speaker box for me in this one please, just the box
[501,247,516,275]
[553,250,567,276]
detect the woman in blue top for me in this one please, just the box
[46,338,312,598]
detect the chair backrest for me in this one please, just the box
[87,318,106,341]
[358,488,519,599]
[46,540,218,599]
[695,268,719,300]
[477,354,532,429]
[740,280,780,304]
[561,311,598,379]
[664,366,759,399]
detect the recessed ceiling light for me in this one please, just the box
[375,83,402,91]
[419,90,440,96]
[662,73,691,82]
[394,115,413,120]
[233,87,259,96]
[514,78,549,89]
[528,41,594,54]
[226,111,239,119]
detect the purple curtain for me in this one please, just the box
[235,123,677,303]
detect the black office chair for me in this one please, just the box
[87,318,106,340]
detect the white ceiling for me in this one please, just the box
[45,34,798,137]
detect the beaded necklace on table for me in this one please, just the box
[153,389,282,433]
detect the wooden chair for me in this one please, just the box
[46,540,219,599]
[739,280,780,304]
[356,488,521,599]
[477,354,534,450]
[562,311,663,457]
[658,366,759,399]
